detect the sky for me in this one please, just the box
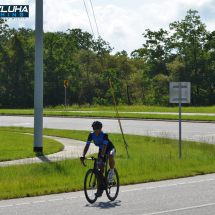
[1,0,215,55]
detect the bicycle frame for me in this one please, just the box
[83,156,108,190]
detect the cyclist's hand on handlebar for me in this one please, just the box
[80,156,85,163]
[99,155,105,163]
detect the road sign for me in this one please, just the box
[64,80,69,88]
[169,82,191,158]
[169,82,191,103]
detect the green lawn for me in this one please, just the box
[0,130,63,161]
[2,105,215,112]
[0,127,215,200]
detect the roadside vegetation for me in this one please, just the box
[1,10,215,109]
[0,127,215,200]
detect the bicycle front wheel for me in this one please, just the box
[84,169,98,204]
[106,168,119,201]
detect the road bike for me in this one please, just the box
[81,156,119,204]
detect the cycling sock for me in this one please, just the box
[110,168,114,173]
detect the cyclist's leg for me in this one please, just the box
[108,148,116,169]
[97,149,105,197]
[98,148,105,173]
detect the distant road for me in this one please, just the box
[0,115,214,144]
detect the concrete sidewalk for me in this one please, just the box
[0,135,98,166]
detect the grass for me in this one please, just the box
[44,104,215,113]
[0,127,215,199]
[0,105,215,121]
[0,130,63,161]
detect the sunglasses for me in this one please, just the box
[93,127,100,130]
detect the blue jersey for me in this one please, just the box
[86,131,114,150]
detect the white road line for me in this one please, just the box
[157,185,167,188]
[205,178,214,181]
[48,198,63,202]
[167,184,177,186]
[16,203,30,206]
[65,197,77,199]
[145,187,156,189]
[187,181,196,183]
[143,202,215,215]
[32,201,46,204]
[121,188,140,193]
[121,178,215,193]
[0,205,13,208]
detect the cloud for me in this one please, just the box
[2,0,215,55]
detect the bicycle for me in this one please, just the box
[81,156,119,204]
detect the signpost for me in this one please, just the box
[169,82,191,158]
[64,80,69,110]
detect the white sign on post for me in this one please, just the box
[169,82,191,103]
[169,82,191,158]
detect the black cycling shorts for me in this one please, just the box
[98,148,116,163]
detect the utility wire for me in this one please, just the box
[88,0,104,67]
[83,0,95,40]
[89,0,100,38]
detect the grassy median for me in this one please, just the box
[0,105,215,121]
[0,127,215,199]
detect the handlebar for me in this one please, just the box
[80,156,106,167]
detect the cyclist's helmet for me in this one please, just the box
[92,121,102,128]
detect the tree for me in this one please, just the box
[169,10,208,99]
[0,33,34,108]
[97,68,124,105]
[66,28,93,50]
[167,56,187,82]
[0,18,10,45]
[43,32,78,106]
[115,54,134,105]
[131,28,170,78]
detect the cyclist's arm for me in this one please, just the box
[80,134,92,162]
[99,144,107,163]
[80,145,89,163]
[100,137,108,161]
[83,144,90,157]
[101,144,107,157]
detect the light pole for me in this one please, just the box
[34,0,43,152]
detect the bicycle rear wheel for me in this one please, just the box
[106,168,119,201]
[84,169,98,204]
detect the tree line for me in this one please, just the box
[0,10,215,108]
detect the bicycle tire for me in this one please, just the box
[106,168,119,201]
[84,169,98,204]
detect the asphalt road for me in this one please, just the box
[1,115,215,214]
[0,115,214,144]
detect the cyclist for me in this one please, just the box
[80,121,116,184]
